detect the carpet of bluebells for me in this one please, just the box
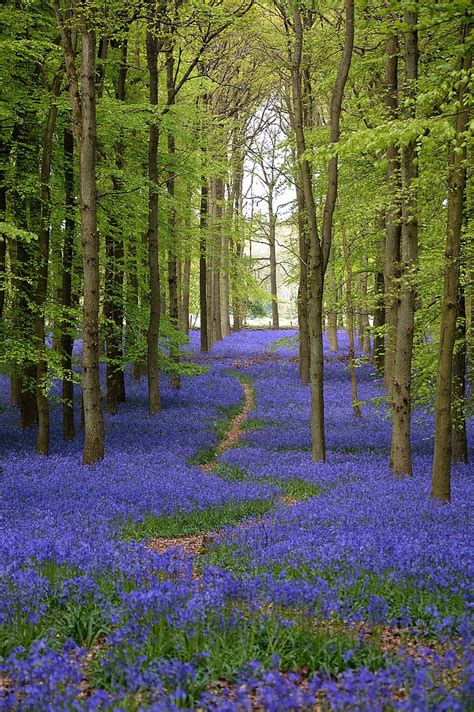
[0,330,472,710]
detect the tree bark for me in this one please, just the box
[268,186,279,329]
[452,289,468,464]
[292,0,354,460]
[55,1,104,461]
[61,128,76,440]
[11,120,37,428]
[296,180,310,383]
[146,21,161,413]
[342,221,361,417]
[166,40,181,388]
[79,26,104,463]
[432,38,471,499]
[199,175,209,352]
[35,73,62,455]
[291,8,325,460]
[105,40,128,412]
[326,258,339,353]
[357,257,371,353]
[182,252,191,336]
[373,224,385,373]
[391,11,418,476]
[383,33,402,393]
[220,229,231,336]
[231,145,244,333]
[0,139,7,321]
[211,177,223,343]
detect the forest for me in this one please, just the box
[0,0,472,709]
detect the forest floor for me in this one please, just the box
[0,330,472,710]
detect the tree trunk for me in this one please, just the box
[326,259,339,353]
[11,119,37,428]
[452,289,468,464]
[105,40,128,412]
[80,27,104,463]
[432,39,471,499]
[7,231,21,407]
[373,226,386,373]
[231,148,244,333]
[268,187,279,329]
[220,229,231,337]
[291,8,325,460]
[211,177,223,343]
[146,24,161,413]
[292,1,354,460]
[199,175,209,352]
[35,73,62,455]
[0,140,7,321]
[296,181,310,383]
[391,11,418,476]
[383,33,402,393]
[166,42,181,388]
[342,221,361,417]
[357,257,371,353]
[61,128,76,441]
[181,193,192,336]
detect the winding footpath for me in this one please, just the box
[148,366,259,556]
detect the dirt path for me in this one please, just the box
[148,376,255,555]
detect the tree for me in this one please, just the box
[431,27,471,501]
[54,0,105,463]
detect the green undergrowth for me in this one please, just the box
[89,607,390,708]
[280,478,323,500]
[120,499,275,542]
[214,464,323,501]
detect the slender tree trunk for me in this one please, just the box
[206,192,214,349]
[104,225,118,413]
[61,128,75,440]
[11,120,37,428]
[431,50,472,500]
[182,253,191,336]
[452,289,468,464]
[231,151,244,333]
[232,244,243,332]
[391,11,418,476]
[199,176,209,352]
[220,229,231,337]
[80,27,104,463]
[291,9,325,460]
[146,23,161,413]
[268,188,279,329]
[432,39,471,499]
[373,226,386,373]
[211,177,223,343]
[383,33,402,393]
[0,140,7,321]
[35,74,61,455]
[342,221,361,417]
[358,257,371,353]
[326,259,339,353]
[166,42,181,388]
[292,0,354,460]
[55,1,104,461]
[296,181,310,383]
[105,40,128,411]
[7,231,21,407]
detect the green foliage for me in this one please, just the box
[120,499,275,542]
[247,299,270,319]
